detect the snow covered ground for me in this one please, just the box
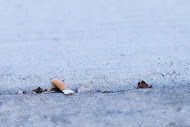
[0,0,190,126]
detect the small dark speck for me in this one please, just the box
[43,115,48,119]
[169,122,176,126]
[102,91,112,93]
[177,107,181,112]
[119,90,125,92]
[96,90,101,92]
[96,90,112,93]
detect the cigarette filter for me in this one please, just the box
[51,78,74,95]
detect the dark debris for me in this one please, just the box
[32,87,45,93]
[50,88,62,93]
[96,90,112,93]
[137,80,152,89]
[32,87,63,94]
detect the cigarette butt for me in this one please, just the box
[51,78,74,95]
[51,78,68,91]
